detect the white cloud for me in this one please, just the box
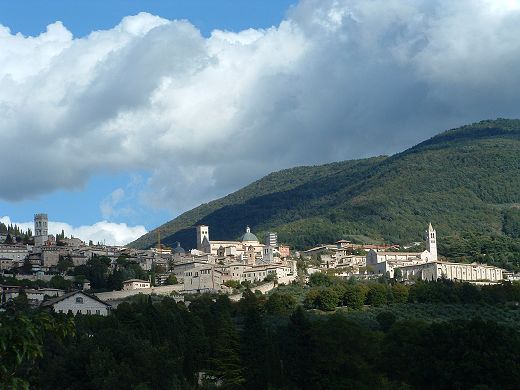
[100,187,126,219]
[1,1,520,216]
[0,216,146,246]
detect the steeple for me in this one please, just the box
[426,223,438,261]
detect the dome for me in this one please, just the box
[240,226,259,242]
[173,242,185,254]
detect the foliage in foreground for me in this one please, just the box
[4,282,520,389]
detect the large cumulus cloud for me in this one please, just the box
[1,0,520,215]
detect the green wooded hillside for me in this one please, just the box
[130,119,520,269]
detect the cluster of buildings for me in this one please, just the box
[1,214,298,314]
[169,225,296,293]
[304,223,506,283]
[0,211,511,317]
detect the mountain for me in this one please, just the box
[130,119,520,269]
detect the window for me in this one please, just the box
[87,310,91,315]
[96,310,100,315]
[76,297,84,304]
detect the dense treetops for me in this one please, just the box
[5,278,520,389]
[130,119,520,269]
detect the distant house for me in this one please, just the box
[0,285,65,306]
[122,279,151,290]
[42,290,111,316]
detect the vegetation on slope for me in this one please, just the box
[130,119,520,269]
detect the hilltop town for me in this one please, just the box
[0,212,510,314]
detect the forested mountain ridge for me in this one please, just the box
[130,119,520,269]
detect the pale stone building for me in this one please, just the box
[0,244,29,262]
[0,257,19,271]
[367,223,438,277]
[41,247,61,267]
[241,264,294,284]
[399,261,504,283]
[122,279,151,290]
[196,225,264,258]
[183,266,222,293]
[172,260,214,281]
[42,291,111,316]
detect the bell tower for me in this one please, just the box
[34,213,48,247]
[196,225,209,251]
[426,223,438,261]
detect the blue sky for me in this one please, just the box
[1,0,519,245]
[0,0,296,37]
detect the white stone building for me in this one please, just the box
[399,261,505,283]
[172,260,213,281]
[42,291,111,316]
[196,225,265,259]
[241,264,294,283]
[183,266,222,293]
[0,244,29,262]
[122,279,151,290]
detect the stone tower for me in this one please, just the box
[426,223,438,261]
[196,225,209,251]
[34,213,48,247]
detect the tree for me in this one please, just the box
[0,311,74,389]
[224,280,241,290]
[342,285,367,310]
[241,294,270,389]
[57,255,74,274]
[284,307,314,389]
[263,273,277,283]
[21,258,32,274]
[49,275,73,290]
[208,311,245,388]
[304,288,339,311]
[390,283,409,304]
[376,311,396,332]
[265,292,296,315]
[367,284,388,306]
[4,233,13,244]
[308,272,335,287]
[165,274,178,285]
[316,288,340,311]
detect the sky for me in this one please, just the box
[1,0,520,245]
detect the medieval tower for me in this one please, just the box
[34,213,48,247]
[426,222,438,261]
[196,225,209,251]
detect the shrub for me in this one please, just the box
[266,292,297,315]
[376,311,396,331]
[367,284,388,306]
[343,285,367,310]
[391,283,409,304]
